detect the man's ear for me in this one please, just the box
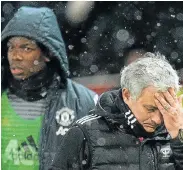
[122,88,131,103]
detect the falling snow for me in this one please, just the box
[68,45,74,50]
[1,1,183,78]
[34,60,39,65]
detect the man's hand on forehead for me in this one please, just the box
[154,87,183,138]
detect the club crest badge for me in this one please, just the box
[55,107,75,127]
[55,107,75,136]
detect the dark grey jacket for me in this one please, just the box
[1,7,97,170]
[50,90,183,170]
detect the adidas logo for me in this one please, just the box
[3,135,38,165]
[76,114,101,125]
[124,110,137,129]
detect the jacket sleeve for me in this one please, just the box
[170,137,183,170]
[48,126,86,170]
[67,79,98,119]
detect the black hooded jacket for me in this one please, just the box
[50,90,183,170]
[1,7,97,170]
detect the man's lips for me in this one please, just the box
[145,125,154,128]
[10,68,24,75]
[143,123,156,128]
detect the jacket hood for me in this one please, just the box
[95,89,168,138]
[1,6,69,78]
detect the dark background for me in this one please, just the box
[1,1,183,78]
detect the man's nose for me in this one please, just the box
[151,110,163,125]
[11,49,23,61]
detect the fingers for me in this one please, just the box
[154,88,183,139]
[155,87,181,109]
[155,93,171,110]
[154,99,167,115]
[168,87,177,99]
[178,94,183,106]
[154,92,177,115]
[163,90,176,108]
[154,98,174,117]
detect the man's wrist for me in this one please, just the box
[169,130,179,139]
[178,129,183,142]
[169,125,183,139]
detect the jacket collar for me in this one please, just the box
[96,89,168,139]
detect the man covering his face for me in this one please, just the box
[50,52,183,170]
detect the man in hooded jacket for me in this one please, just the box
[1,7,98,170]
[50,53,183,170]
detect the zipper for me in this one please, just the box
[151,145,159,170]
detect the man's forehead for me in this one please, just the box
[139,86,158,97]
[137,86,159,102]
[8,36,37,45]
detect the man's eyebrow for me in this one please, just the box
[19,43,34,47]
[143,104,158,110]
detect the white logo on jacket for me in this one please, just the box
[55,107,75,136]
[160,144,172,158]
